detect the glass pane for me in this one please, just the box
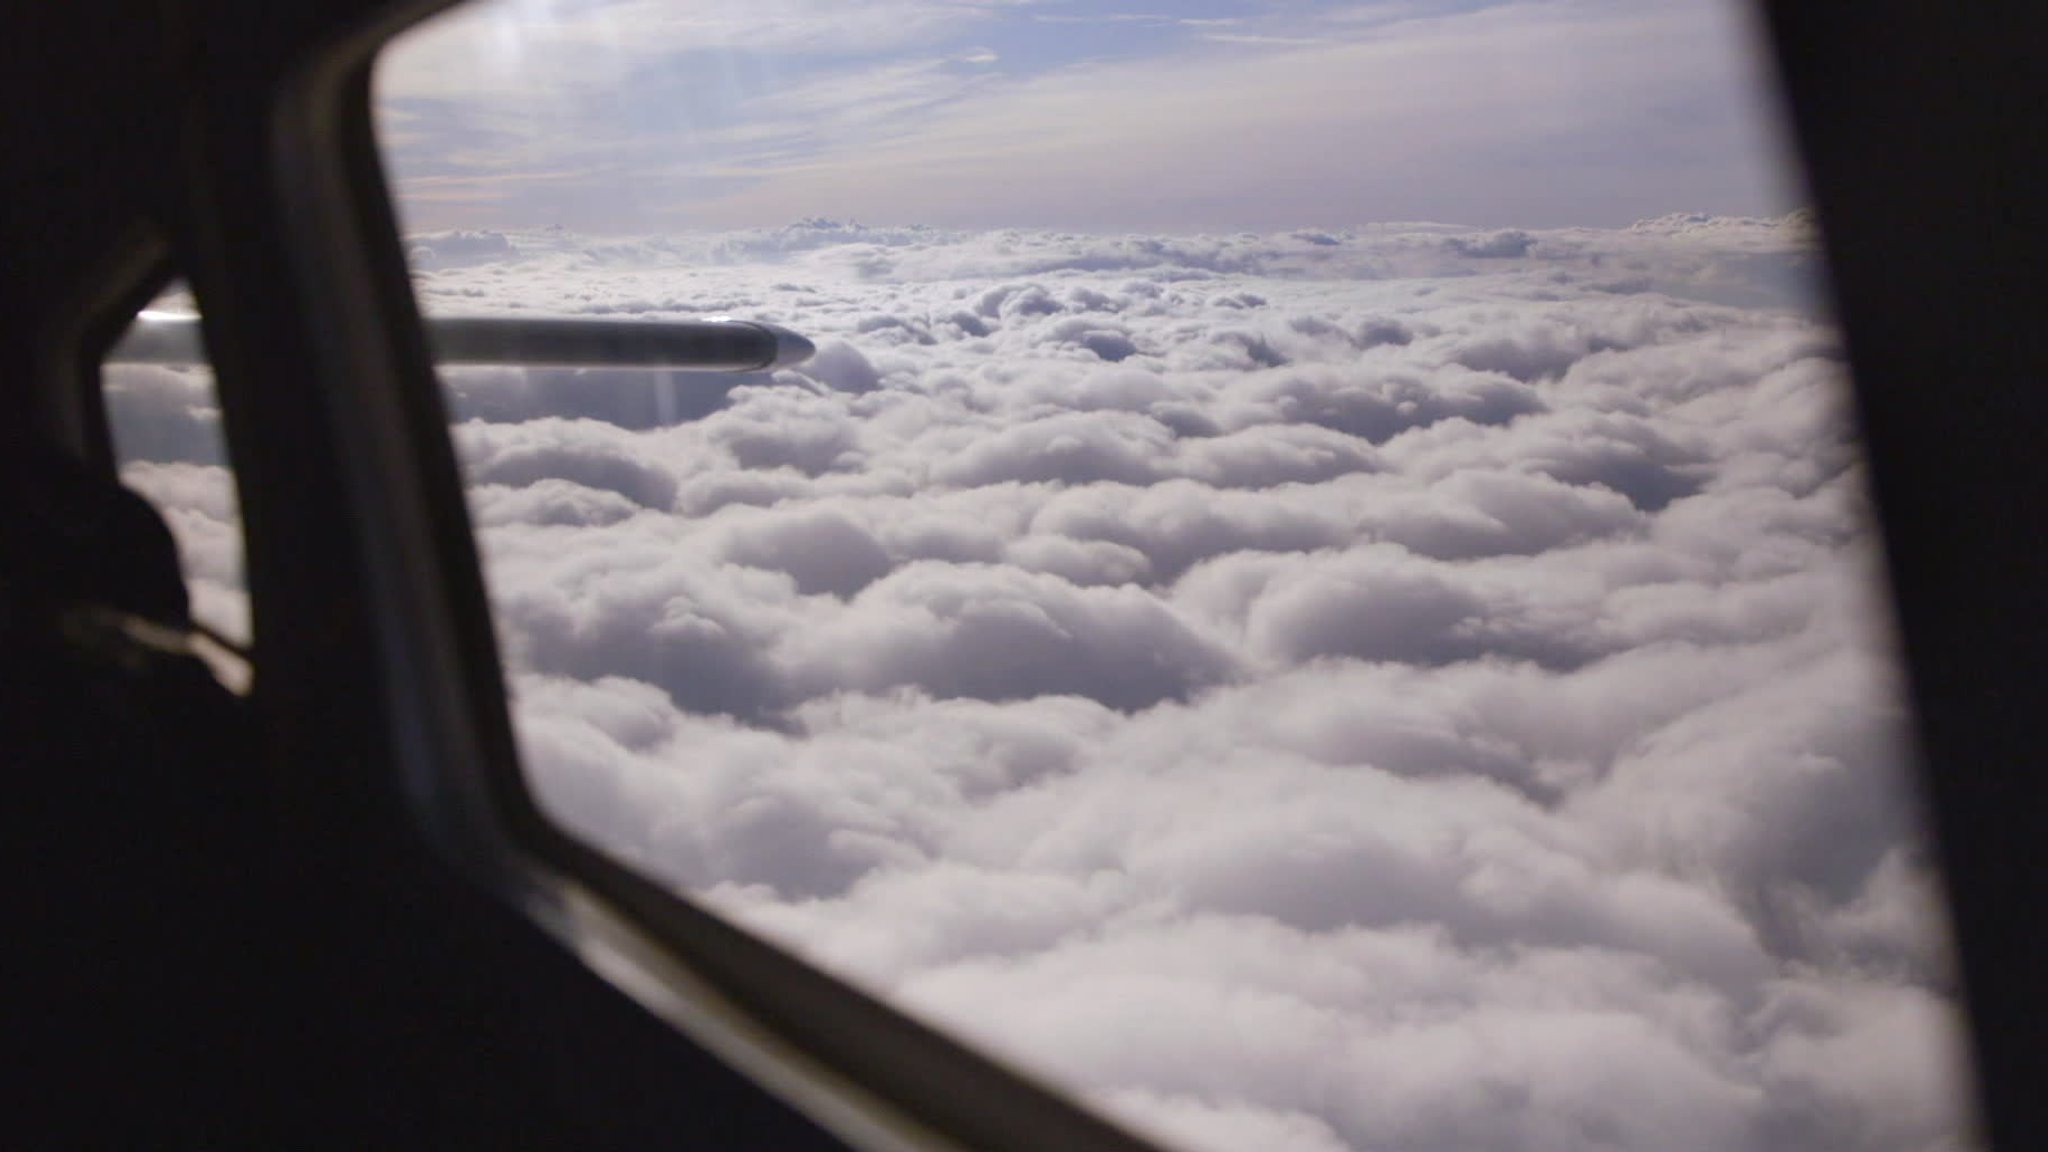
[102,285,251,679]
[374,3,1978,1150]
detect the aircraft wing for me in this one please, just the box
[111,311,816,372]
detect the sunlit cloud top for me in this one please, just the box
[376,0,1800,239]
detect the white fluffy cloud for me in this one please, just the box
[115,214,1975,1152]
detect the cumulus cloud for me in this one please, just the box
[115,214,1974,1151]
[103,365,248,644]
[103,364,229,467]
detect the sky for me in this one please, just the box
[100,3,1979,1150]
[376,0,1803,232]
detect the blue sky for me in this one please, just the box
[376,0,1801,232]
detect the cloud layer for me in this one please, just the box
[114,215,1974,1152]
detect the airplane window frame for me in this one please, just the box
[12,0,2045,1147]
[172,3,1173,1150]
[66,243,184,479]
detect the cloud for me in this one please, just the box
[1447,230,1537,259]
[115,214,1974,1151]
[102,365,229,466]
[406,228,518,270]
[103,366,249,644]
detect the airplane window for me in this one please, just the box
[373,2,1978,1150]
[102,285,251,689]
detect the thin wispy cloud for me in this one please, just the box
[377,0,1796,232]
